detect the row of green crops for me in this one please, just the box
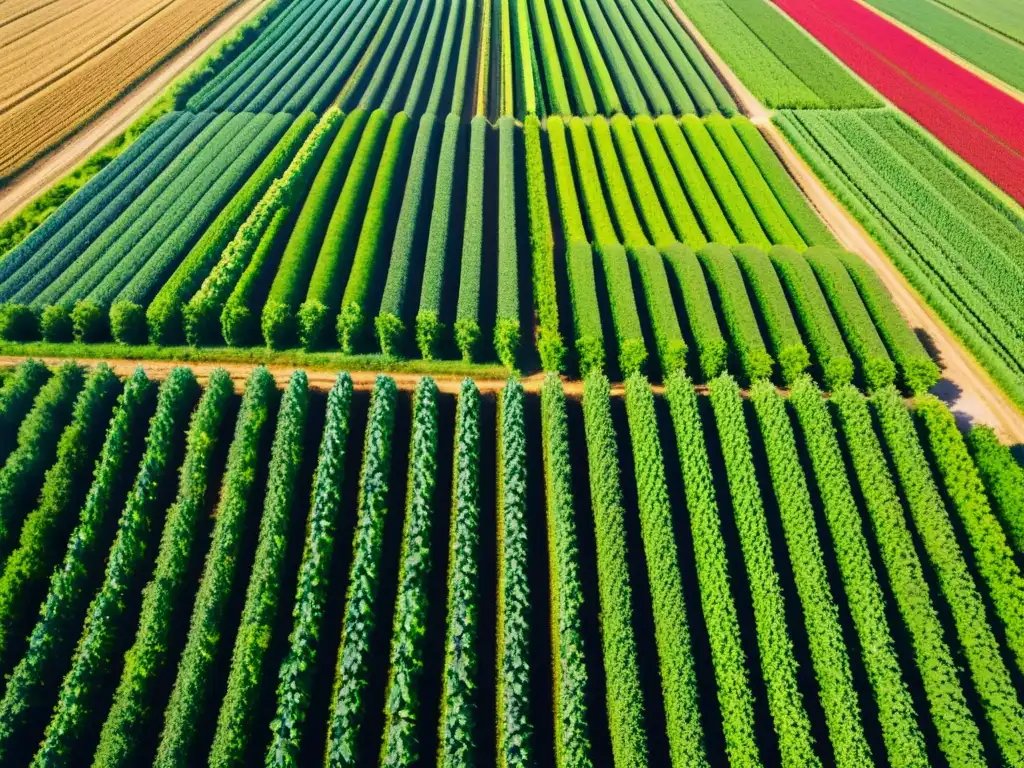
[0,362,1022,765]
[676,0,878,109]
[776,108,1024,409]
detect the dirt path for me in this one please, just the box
[665,0,1024,444]
[0,0,268,222]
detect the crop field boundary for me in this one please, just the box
[0,0,270,222]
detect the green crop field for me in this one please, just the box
[0,361,1020,767]
[1,0,1023,764]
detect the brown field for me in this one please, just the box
[0,0,239,182]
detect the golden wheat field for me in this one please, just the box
[0,0,239,181]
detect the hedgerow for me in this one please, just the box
[557,0,618,113]
[0,365,118,670]
[91,369,232,768]
[601,0,689,114]
[0,368,195,763]
[749,381,872,767]
[257,108,367,349]
[623,375,707,767]
[835,250,938,393]
[104,114,291,325]
[663,243,728,379]
[27,113,225,311]
[325,375,398,766]
[475,0,492,116]
[730,119,835,247]
[830,386,985,767]
[871,387,1024,764]
[210,371,309,765]
[654,117,736,244]
[580,374,646,768]
[497,378,532,768]
[524,116,565,371]
[416,116,461,359]
[596,242,648,375]
[182,110,344,345]
[356,0,421,111]
[265,373,352,766]
[788,379,927,767]
[0,368,147,668]
[915,396,1024,676]
[438,379,481,765]
[453,117,487,362]
[707,117,804,247]
[804,247,895,390]
[494,117,520,368]
[681,116,769,247]
[500,0,515,115]
[707,374,819,768]
[967,427,1024,555]
[35,367,198,762]
[0,361,84,557]
[332,0,405,111]
[0,359,49,462]
[768,245,853,390]
[663,373,759,766]
[540,376,592,767]
[380,378,440,766]
[698,244,773,382]
[633,117,706,247]
[568,117,617,243]
[731,244,809,384]
[155,367,275,766]
[377,116,439,357]
[337,114,413,353]
[511,0,538,117]
[590,117,649,245]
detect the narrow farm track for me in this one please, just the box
[0,0,268,217]
[664,0,1024,444]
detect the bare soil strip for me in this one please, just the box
[0,0,268,220]
[665,0,1024,443]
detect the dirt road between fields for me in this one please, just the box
[666,0,1024,444]
[0,0,268,222]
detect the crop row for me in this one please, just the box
[0,363,1021,764]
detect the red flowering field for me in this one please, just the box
[773,0,1024,204]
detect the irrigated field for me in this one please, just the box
[0,0,243,182]
[0,361,1022,767]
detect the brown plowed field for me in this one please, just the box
[0,0,239,182]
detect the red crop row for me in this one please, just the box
[772,0,1024,205]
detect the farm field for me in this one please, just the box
[0,0,243,182]
[0,361,1022,766]
[3,0,1024,763]
[861,0,1024,92]
[776,108,1024,408]
[673,0,880,108]
[929,0,1024,46]
[771,0,1024,205]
